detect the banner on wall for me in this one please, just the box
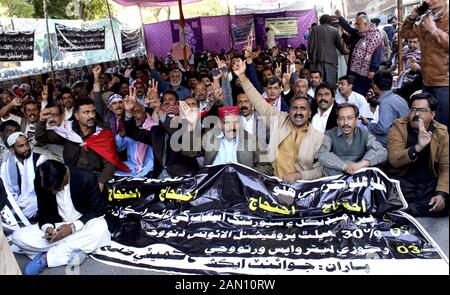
[91,164,449,275]
[0,31,35,61]
[55,24,105,52]
[121,28,144,54]
[265,17,298,39]
[232,19,255,44]
[170,18,203,54]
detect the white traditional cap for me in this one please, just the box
[7,132,26,147]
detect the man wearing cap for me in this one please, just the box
[233,59,324,183]
[181,103,272,175]
[0,120,20,168]
[148,53,191,100]
[0,132,47,221]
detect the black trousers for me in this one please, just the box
[395,177,448,217]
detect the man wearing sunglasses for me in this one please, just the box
[387,92,448,217]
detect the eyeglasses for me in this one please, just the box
[409,107,431,114]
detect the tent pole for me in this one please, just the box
[105,0,121,66]
[43,0,55,82]
[397,0,403,73]
[178,0,188,70]
[138,4,149,57]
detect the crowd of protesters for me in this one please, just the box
[0,0,448,275]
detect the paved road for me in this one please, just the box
[14,216,448,275]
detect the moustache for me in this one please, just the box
[342,125,351,129]
[412,115,420,122]
[294,114,304,119]
[240,107,248,112]
[319,100,328,104]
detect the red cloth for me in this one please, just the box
[218,106,240,120]
[83,129,130,172]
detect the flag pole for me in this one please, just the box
[397,0,403,73]
[105,0,121,66]
[43,0,55,82]
[178,0,188,70]
[138,4,149,57]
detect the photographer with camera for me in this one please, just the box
[399,0,449,128]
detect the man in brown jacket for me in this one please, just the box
[399,0,449,127]
[387,92,448,217]
[233,59,324,183]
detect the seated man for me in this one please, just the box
[12,160,111,275]
[0,120,20,168]
[35,99,127,192]
[318,103,387,176]
[115,102,156,177]
[233,58,324,183]
[0,132,47,221]
[311,83,338,133]
[181,104,272,175]
[387,93,448,217]
[361,71,409,146]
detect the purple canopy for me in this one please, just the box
[111,0,200,7]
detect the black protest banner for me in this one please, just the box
[55,24,105,52]
[92,164,449,274]
[121,28,144,54]
[0,31,34,61]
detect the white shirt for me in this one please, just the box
[0,152,47,218]
[307,87,315,98]
[1,113,21,124]
[241,114,255,135]
[336,90,369,113]
[41,173,84,232]
[312,104,334,133]
[262,92,282,112]
[359,104,379,129]
[199,101,209,112]
[212,133,239,165]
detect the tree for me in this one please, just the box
[0,0,34,18]
[29,0,107,20]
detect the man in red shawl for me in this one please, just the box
[36,98,129,192]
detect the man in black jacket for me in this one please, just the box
[11,160,111,275]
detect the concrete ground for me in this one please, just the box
[14,216,449,275]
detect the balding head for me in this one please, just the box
[355,14,370,32]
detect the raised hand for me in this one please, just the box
[288,48,296,65]
[232,58,247,78]
[40,108,52,122]
[213,83,224,106]
[41,85,49,103]
[93,65,102,82]
[416,118,432,151]
[124,87,137,115]
[282,64,292,87]
[214,56,227,70]
[145,79,159,105]
[148,53,155,69]
[274,62,283,79]
[244,36,253,59]
[180,101,199,130]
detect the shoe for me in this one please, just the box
[67,249,88,267]
[24,252,47,275]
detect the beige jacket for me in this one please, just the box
[387,117,449,194]
[241,77,324,180]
